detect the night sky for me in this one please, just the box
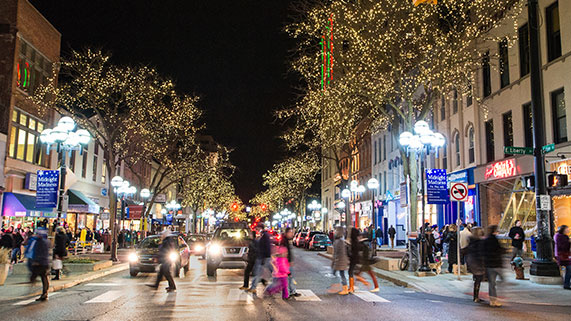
[30,0,299,202]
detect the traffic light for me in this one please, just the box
[549,174,569,187]
[413,0,437,6]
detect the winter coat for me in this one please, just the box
[376,228,383,239]
[54,232,68,258]
[483,234,503,269]
[388,227,396,238]
[272,246,290,278]
[445,232,458,264]
[465,238,485,276]
[459,228,472,250]
[257,231,272,259]
[347,239,361,266]
[0,233,13,249]
[332,238,349,271]
[554,233,571,266]
[359,241,372,272]
[247,239,258,263]
[508,226,525,249]
[158,236,177,263]
[30,236,50,267]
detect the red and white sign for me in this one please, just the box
[485,159,517,180]
[450,183,469,202]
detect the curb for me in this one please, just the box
[1,263,128,301]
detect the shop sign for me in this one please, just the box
[127,205,144,219]
[485,159,517,180]
[155,193,166,203]
[24,173,37,191]
[426,169,449,204]
[36,170,59,208]
[400,183,408,208]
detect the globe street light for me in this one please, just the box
[399,121,446,273]
[307,200,322,230]
[39,116,91,225]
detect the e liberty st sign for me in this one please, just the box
[426,169,449,205]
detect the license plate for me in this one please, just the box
[227,248,240,254]
[320,246,325,248]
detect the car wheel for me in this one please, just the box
[206,264,217,277]
[130,269,138,277]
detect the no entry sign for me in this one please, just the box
[450,183,468,202]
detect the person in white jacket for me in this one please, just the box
[459,223,473,265]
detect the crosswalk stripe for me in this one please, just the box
[13,292,60,305]
[352,291,390,303]
[85,290,124,303]
[294,289,322,301]
[85,283,121,286]
[227,288,253,304]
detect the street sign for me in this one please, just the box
[450,183,469,202]
[542,143,555,154]
[400,182,408,208]
[36,170,60,208]
[504,146,534,155]
[426,169,449,204]
[539,195,551,211]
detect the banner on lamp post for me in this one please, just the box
[426,169,449,205]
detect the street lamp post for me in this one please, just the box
[140,188,151,237]
[399,121,445,273]
[40,116,91,227]
[307,200,322,230]
[109,176,136,260]
[341,187,351,228]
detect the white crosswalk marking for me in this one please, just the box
[13,292,60,305]
[227,289,253,304]
[352,291,390,303]
[85,283,121,286]
[294,289,322,301]
[85,290,124,303]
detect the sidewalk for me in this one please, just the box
[0,259,128,302]
[318,252,571,306]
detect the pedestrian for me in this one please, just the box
[0,227,14,250]
[466,227,485,302]
[328,230,334,242]
[445,224,458,274]
[263,237,291,300]
[347,227,367,293]
[441,225,450,257]
[148,231,177,292]
[248,224,272,295]
[330,226,349,295]
[53,227,68,280]
[459,223,472,265]
[554,225,571,290]
[425,228,436,263]
[11,229,24,264]
[508,220,525,260]
[354,232,379,292]
[26,228,51,301]
[283,227,300,297]
[240,230,257,290]
[118,230,124,249]
[376,227,383,247]
[484,225,504,307]
[388,225,396,248]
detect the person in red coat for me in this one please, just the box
[554,225,571,290]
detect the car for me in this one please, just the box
[128,234,191,278]
[304,231,326,249]
[308,234,332,250]
[186,234,207,259]
[205,222,253,277]
[295,232,308,247]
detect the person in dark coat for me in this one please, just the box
[388,226,396,248]
[554,225,571,290]
[466,227,485,302]
[241,230,257,290]
[53,227,68,280]
[375,228,383,247]
[484,225,504,307]
[445,224,458,273]
[347,227,364,294]
[27,228,51,301]
[149,232,177,292]
[354,233,379,292]
[508,220,525,260]
[284,227,300,297]
[248,224,273,294]
[11,229,24,264]
[0,227,14,250]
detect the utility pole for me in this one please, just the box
[527,0,559,277]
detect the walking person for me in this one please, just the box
[26,228,51,301]
[248,224,272,295]
[283,227,300,297]
[263,237,290,300]
[508,220,525,260]
[554,225,571,290]
[459,223,472,265]
[484,225,504,307]
[376,227,383,247]
[240,229,257,290]
[445,224,458,274]
[148,231,177,292]
[53,227,68,280]
[330,227,349,295]
[354,232,379,292]
[347,227,367,293]
[388,225,396,249]
[11,229,24,264]
[466,227,485,302]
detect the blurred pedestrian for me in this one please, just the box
[53,227,68,280]
[347,227,367,293]
[248,224,272,295]
[240,230,257,290]
[445,224,458,273]
[466,227,485,302]
[284,228,300,297]
[330,227,349,295]
[354,232,379,292]
[441,225,450,257]
[26,228,50,301]
[388,225,396,249]
[0,227,14,250]
[376,227,383,247]
[148,231,177,292]
[484,225,504,307]
[459,223,472,264]
[263,237,290,300]
[11,229,24,264]
[508,220,525,260]
[554,225,570,290]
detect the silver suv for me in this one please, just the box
[206,223,253,276]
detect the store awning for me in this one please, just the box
[1,192,56,218]
[68,189,100,214]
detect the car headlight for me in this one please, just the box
[169,252,179,263]
[128,253,139,263]
[194,245,204,252]
[209,244,221,255]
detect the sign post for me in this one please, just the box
[450,182,468,280]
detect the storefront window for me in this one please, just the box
[8,108,47,166]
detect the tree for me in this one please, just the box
[285,0,523,231]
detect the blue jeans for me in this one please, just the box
[487,267,503,298]
[250,257,272,290]
[564,265,571,288]
[377,237,383,246]
[11,248,20,263]
[288,266,297,294]
[334,270,347,286]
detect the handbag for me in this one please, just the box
[53,258,63,270]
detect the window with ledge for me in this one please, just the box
[16,39,52,95]
[468,127,475,163]
[499,39,510,88]
[442,147,447,171]
[8,108,47,166]
[92,144,99,181]
[485,120,495,163]
[440,96,446,121]
[546,1,561,62]
[519,24,530,77]
[552,88,567,144]
[454,132,461,167]
[503,111,513,158]
[452,89,458,114]
[466,84,473,107]
[482,51,491,97]
[523,103,533,148]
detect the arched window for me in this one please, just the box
[454,131,461,167]
[468,127,475,163]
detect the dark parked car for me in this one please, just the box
[295,232,308,247]
[304,231,326,249]
[186,234,207,259]
[128,234,191,277]
[206,223,253,277]
[309,234,332,250]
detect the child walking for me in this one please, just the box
[264,236,290,299]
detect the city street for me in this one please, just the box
[2,249,571,321]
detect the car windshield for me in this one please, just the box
[214,228,252,241]
[315,235,328,240]
[139,237,160,249]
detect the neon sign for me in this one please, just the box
[320,14,333,92]
[485,159,516,180]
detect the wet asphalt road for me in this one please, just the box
[1,248,570,321]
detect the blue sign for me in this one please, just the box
[426,169,449,205]
[36,170,60,208]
